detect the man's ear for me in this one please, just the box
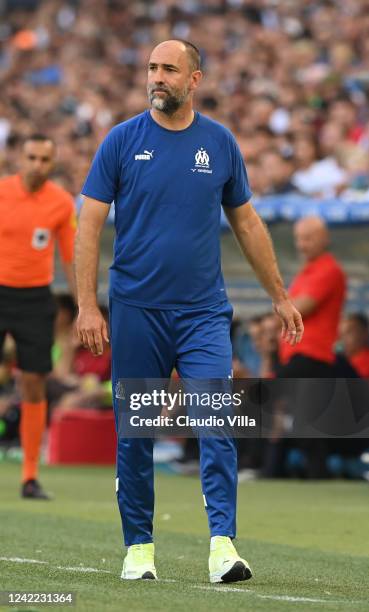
[189,70,203,92]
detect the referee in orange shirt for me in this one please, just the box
[0,134,76,499]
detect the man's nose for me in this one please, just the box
[154,68,166,83]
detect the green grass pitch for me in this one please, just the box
[1,462,369,611]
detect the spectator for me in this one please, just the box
[245,316,263,377]
[47,298,111,412]
[0,335,19,445]
[243,160,270,198]
[230,319,251,378]
[53,304,112,411]
[318,121,346,159]
[241,127,275,161]
[276,216,346,478]
[258,313,280,378]
[259,149,297,195]
[278,216,346,376]
[328,96,365,144]
[336,144,369,199]
[340,313,369,378]
[291,135,347,197]
[52,292,78,380]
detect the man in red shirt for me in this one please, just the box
[0,134,76,499]
[340,313,369,378]
[279,216,346,376]
[276,217,346,477]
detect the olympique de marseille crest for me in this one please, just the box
[195,148,210,167]
[192,148,212,174]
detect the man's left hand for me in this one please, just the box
[273,298,304,346]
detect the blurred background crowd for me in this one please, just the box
[1,0,369,199]
[1,0,369,479]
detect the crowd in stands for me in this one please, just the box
[1,0,369,200]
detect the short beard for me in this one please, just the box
[148,87,189,116]
[26,172,47,191]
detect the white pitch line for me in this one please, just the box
[258,594,341,603]
[56,566,112,574]
[0,557,364,606]
[0,557,48,565]
[0,557,111,574]
[194,585,362,605]
[197,586,252,593]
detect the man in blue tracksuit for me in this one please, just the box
[75,39,303,583]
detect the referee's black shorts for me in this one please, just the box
[0,285,56,374]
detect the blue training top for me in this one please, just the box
[81,110,252,309]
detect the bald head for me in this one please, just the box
[151,39,201,73]
[294,216,330,261]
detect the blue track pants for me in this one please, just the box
[110,298,238,546]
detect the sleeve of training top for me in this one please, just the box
[222,132,252,208]
[81,126,121,204]
[56,195,77,263]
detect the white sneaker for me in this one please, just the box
[121,542,157,580]
[209,536,252,583]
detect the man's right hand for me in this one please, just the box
[76,305,109,356]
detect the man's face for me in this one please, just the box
[260,152,291,186]
[294,224,324,262]
[294,138,316,166]
[248,321,263,352]
[20,140,55,188]
[260,315,279,354]
[339,319,367,357]
[147,44,195,115]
